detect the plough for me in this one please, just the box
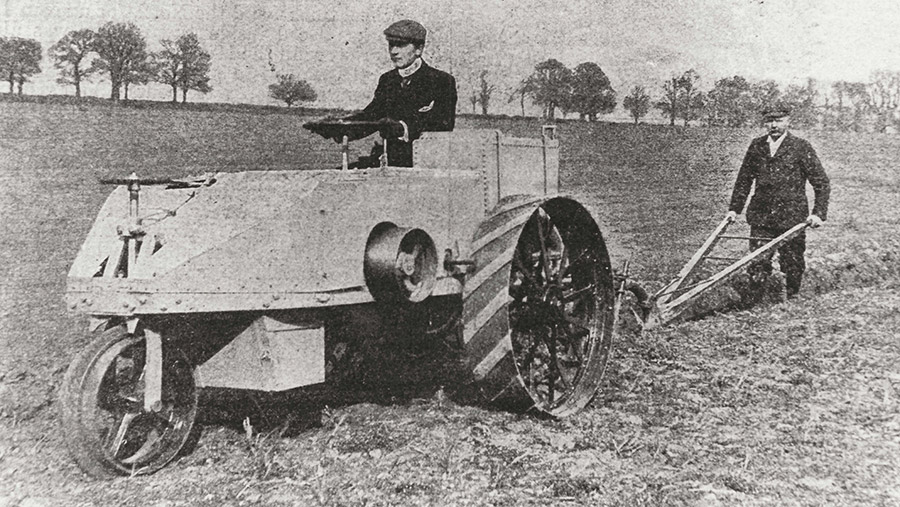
[638,217,810,330]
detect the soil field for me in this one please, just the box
[1,101,899,506]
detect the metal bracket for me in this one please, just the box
[143,328,163,412]
[126,317,140,334]
[541,125,557,140]
[341,135,349,171]
[444,248,476,277]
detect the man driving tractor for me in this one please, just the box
[332,19,458,168]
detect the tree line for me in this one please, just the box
[5,25,899,130]
[495,60,900,133]
[2,23,318,108]
[468,60,617,122]
[643,69,900,132]
[1,23,212,103]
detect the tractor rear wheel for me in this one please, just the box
[462,197,616,417]
[59,324,198,478]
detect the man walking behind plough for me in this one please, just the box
[726,105,831,299]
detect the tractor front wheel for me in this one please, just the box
[59,323,198,478]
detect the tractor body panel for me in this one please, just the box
[65,127,569,393]
[67,128,560,317]
[193,314,327,391]
[67,168,486,315]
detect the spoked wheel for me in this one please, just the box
[509,206,614,416]
[462,196,615,417]
[60,324,198,478]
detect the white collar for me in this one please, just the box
[398,58,422,78]
[767,131,788,155]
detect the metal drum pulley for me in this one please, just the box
[364,222,438,304]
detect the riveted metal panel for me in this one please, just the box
[415,129,558,213]
[68,168,483,314]
[67,129,554,317]
[195,315,325,391]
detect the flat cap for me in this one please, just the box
[384,19,426,43]
[761,105,791,120]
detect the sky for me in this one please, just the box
[3,0,900,116]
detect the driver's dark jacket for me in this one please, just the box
[345,61,457,167]
[728,132,830,229]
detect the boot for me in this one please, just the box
[785,272,802,299]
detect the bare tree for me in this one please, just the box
[845,82,873,132]
[867,70,900,132]
[828,81,870,132]
[175,33,212,103]
[678,69,703,126]
[522,59,573,120]
[0,37,42,95]
[268,74,316,107]
[475,70,496,115]
[92,22,149,101]
[154,33,212,103]
[782,78,820,129]
[655,69,705,126]
[154,40,181,103]
[622,85,650,124]
[508,79,533,117]
[827,81,850,131]
[122,59,157,100]
[656,76,679,126]
[50,29,95,97]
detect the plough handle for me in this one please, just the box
[654,216,732,303]
[655,221,810,324]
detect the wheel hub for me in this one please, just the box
[539,284,566,323]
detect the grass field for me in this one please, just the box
[1,101,899,506]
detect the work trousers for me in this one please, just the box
[747,226,807,298]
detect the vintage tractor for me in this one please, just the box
[60,122,623,478]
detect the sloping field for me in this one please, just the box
[1,101,898,506]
